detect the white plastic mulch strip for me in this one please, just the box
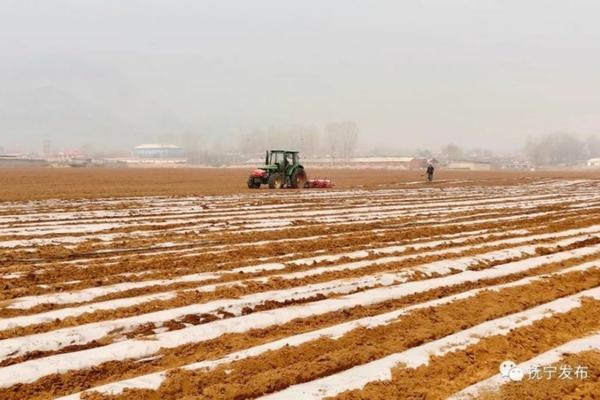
[1,247,599,388]
[259,286,600,400]
[6,223,599,311]
[1,230,596,352]
[57,262,600,399]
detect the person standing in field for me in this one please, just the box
[426,163,435,182]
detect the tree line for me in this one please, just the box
[525,133,600,166]
[237,121,360,163]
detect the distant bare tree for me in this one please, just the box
[339,121,359,164]
[238,124,321,161]
[301,125,320,157]
[285,125,319,157]
[442,143,464,161]
[182,131,210,164]
[416,149,433,158]
[586,135,600,158]
[468,147,494,160]
[237,130,264,157]
[326,121,359,164]
[525,132,586,165]
[325,123,340,162]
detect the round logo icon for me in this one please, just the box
[509,367,524,382]
[500,360,516,377]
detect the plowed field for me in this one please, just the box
[2,170,600,399]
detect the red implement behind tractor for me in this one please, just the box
[304,178,334,188]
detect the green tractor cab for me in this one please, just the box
[247,150,307,189]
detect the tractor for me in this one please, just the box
[247,150,307,189]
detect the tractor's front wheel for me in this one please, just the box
[247,177,260,189]
[268,173,284,189]
[290,167,307,189]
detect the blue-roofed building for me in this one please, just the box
[131,144,185,159]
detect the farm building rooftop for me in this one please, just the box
[131,144,185,159]
[133,144,182,150]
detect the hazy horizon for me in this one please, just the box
[1,1,600,155]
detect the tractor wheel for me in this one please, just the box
[247,177,260,189]
[290,167,307,189]
[268,173,284,189]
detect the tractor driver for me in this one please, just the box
[284,154,290,169]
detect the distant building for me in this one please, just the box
[446,160,492,171]
[0,154,48,167]
[132,144,185,159]
[347,157,428,169]
[587,158,600,168]
[497,159,535,171]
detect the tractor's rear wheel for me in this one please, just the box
[290,167,307,189]
[247,177,260,189]
[268,173,284,189]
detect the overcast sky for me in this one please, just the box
[1,0,600,154]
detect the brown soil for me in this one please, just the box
[5,202,600,307]
[0,167,598,201]
[3,174,600,400]
[78,268,600,400]
[331,298,600,400]
[2,264,599,400]
[1,231,597,342]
